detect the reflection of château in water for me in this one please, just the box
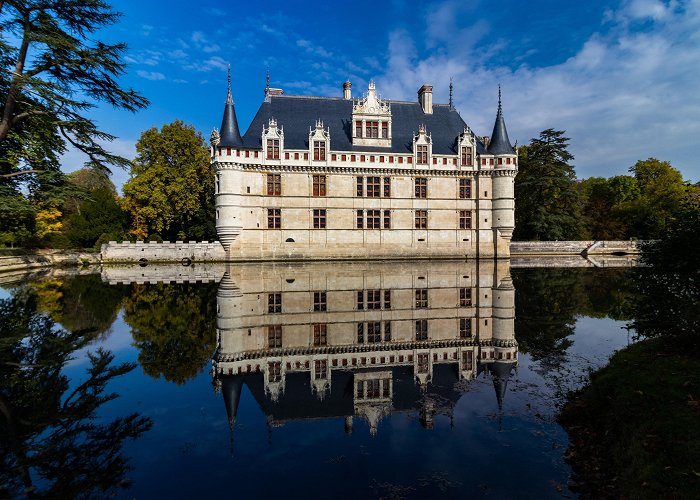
[212,260,517,435]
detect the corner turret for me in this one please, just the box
[487,86,514,155]
[220,65,244,148]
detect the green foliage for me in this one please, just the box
[0,286,152,498]
[558,337,700,498]
[122,120,216,241]
[65,187,129,249]
[123,282,218,384]
[630,199,700,344]
[514,129,584,240]
[0,0,148,178]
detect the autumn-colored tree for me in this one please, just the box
[122,121,215,241]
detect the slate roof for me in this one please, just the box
[224,95,490,155]
[487,101,513,155]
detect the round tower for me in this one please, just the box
[487,87,518,255]
[214,66,245,253]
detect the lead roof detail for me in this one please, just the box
[219,67,244,148]
[486,87,514,155]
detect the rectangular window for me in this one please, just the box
[367,379,380,398]
[313,323,327,346]
[367,290,381,310]
[461,146,473,166]
[355,121,362,137]
[357,290,364,310]
[268,325,282,348]
[498,157,503,165]
[459,210,472,229]
[383,210,391,229]
[268,292,282,313]
[313,209,326,229]
[357,322,364,343]
[313,291,327,312]
[415,288,428,308]
[366,177,381,197]
[313,175,326,196]
[313,141,325,161]
[357,380,364,398]
[267,173,281,196]
[459,178,472,199]
[415,210,428,229]
[416,145,428,164]
[356,209,364,229]
[460,287,472,306]
[267,208,281,229]
[366,209,380,229]
[418,353,429,373]
[314,360,327,379]
[383,177,391,198]
[463,351,473,370]
[384,290,391,309]
[382,379,390,397]
[384,321,391,341]
[269,362,281,382]
[266,139,280,159]
[415,177,427,198]
[367,322,381,343]
[416,319,428,340]
[382,122,388,139]
[356,176,363,197]
[460,318,472,338]
[367,121,379,138]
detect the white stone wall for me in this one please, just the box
[101,241,226,263]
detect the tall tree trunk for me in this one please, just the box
[0,15,31,141]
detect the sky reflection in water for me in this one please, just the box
[2,261,633,499]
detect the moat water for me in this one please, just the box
[0,261,635,498]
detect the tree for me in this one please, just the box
[65,187,129,249]
[514,129,584,241]
[0,0,148,180]
[621,158,687,239]
[122,121,216,241]
[0,287,152,497]
[123,282,218,385]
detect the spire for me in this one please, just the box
[449,77,454,110]
[487,85,513,155]
[266,68,270,93]
[219,65,244,147]
[226,65,232,104]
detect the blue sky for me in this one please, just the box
[61,0,700,190]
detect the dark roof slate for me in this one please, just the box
[486,102,513,155]
[238,95,488,155]
[220,100,244,148]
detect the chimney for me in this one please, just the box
[418,84,433,114]
[343,80,352,100]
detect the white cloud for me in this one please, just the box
[136,70,166,80]
[374,0,700,181]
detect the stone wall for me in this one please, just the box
[100,241,226,263]
[510,240,644,256]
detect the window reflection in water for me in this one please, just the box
[212,261,517,437]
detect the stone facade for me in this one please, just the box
[212,75,517,261]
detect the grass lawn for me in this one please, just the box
[559,334,700,498]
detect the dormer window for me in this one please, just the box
[262,118,283,163]
[417,145,428,165]
[461,146,473,166]
[267,139,279,159]
[313,141,325,161]
[309,119,330,162]
[413,124,431,166]
[352,81,392,147]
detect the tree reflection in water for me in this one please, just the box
[0,288,152,498]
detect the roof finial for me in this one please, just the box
[497,84,502,114]
[266,68,270,90]
[449,77,454,110]
[226,64,232,104]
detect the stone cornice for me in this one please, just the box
[215,337,518,363]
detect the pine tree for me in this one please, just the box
[514,129,584,240]
[0,0,148,180]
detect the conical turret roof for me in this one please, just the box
[219,66,244,148]
[487,86,513,155]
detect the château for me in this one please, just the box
[211,70,517,260]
